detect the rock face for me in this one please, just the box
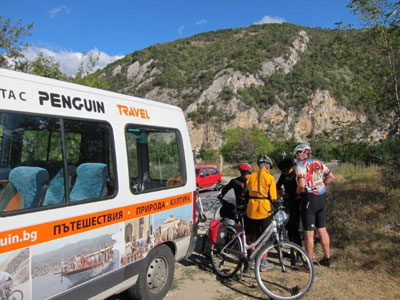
[186,89,367,151]
[186,69,264,113]
[259,30,309,76]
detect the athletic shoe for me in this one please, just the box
[319,257,331,267]
[260,260,274,271]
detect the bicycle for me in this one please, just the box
[0,288,23,300]
[196,191,223,224]
[210,198,314,300]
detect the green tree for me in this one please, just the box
[28,52,67,80]
[196,144,218,160]
[270,137,299,163]
[220,127,274,164]
[348,0,400,134]
[72,52,110,89]
[0,16,33,68]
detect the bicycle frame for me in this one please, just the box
[246,220,278,261]
[222,219,278,261]
[221,216,289,274]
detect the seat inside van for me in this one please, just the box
[70,163,108,202]
[8,166,49,208]
[43,165,76,206]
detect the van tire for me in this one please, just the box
[128,244,175,300]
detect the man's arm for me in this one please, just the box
[219,179,233,198]
[276,174,284,197]
[323,172,335,185]
[296,177,306,194]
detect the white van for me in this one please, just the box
[0,68,197,300]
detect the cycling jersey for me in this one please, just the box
[246,168,277,219]
[295,158,330,195]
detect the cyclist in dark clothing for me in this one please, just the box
[219,163,252,207]
[218,163,252,219]
[277,158,302,247]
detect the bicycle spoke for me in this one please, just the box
[210,228,242,278]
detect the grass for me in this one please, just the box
[327,163,400,278]
[180,163,400,299]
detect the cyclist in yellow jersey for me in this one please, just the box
[246,155,277,270]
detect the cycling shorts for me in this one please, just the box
[300,193,327,231]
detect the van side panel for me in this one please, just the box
[0,69,196,300]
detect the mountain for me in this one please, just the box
[96,23,392,152]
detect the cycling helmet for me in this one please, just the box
[257,155,273,168]
[277,158,294,171]
[293,143,311,159]
[238,163,252,173]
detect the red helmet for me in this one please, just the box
[238,163,252,173]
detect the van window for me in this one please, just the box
[126,126,185,193]
[0,111,116,213]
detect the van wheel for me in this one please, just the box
[128,244,174,300]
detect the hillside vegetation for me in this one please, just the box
[99,23,386,130]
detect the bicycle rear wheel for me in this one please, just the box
[254,241,314,300]
[9,289,23,300]
[210,227,243,278]
[213,204,222,220]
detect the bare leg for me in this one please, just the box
[304,230,315,259]
[316,227,330,259]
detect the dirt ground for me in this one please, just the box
[165,227,400,300]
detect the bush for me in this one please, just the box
[220,127,274,164]
[197,145,217,160]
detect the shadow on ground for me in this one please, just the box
[179,232,266,299]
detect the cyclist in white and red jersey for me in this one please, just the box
[294,143,335,267]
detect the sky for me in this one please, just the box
[2,0,363,76]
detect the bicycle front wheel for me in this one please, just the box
[9,289,23,300]
[254,241,314,300]
[210,227,243,278]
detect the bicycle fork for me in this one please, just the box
[274,232,287,273]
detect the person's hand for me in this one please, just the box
[217,194,224,201]
[272,200,280,211]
